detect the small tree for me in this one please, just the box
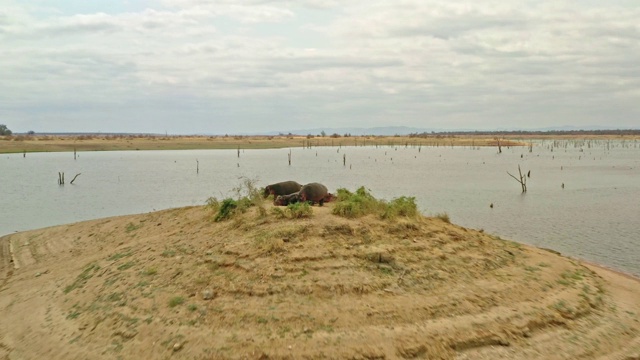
[320,130,326,137]
[0,124,12,136]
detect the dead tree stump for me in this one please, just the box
[507,165,527,193]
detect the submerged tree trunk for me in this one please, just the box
[70,173,82,184]
[507,165,527,193]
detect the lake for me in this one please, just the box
[1,140,639,276]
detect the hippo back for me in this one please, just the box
[264,181,302,198]
[299,183,328,203]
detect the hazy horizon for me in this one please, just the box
[8,126,640,138]
[2,1,639,134]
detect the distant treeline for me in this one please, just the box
[26,132,165,137]
[13,129,640,138]
[407,129,640,137]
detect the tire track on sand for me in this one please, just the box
[0,236,16,359]
[0,236,14,292]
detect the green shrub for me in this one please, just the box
[207,177,266,221]
[332,200,363,218]
[271,202,313,219]
[332,186,384,218]
[333,186,386,218]
[335,187,356,201]
[382,196,418,219]
[232,176,264,208]
[287,202,313,218]
[333,187,420,219]
[215,198,238,222]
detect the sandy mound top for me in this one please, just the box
[1,205,639,359]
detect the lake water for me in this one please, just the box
[1,140,639,276]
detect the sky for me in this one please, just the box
[1,0,639,134]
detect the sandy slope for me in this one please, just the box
[1,205,639,359]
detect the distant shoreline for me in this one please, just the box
[1,133,638,154]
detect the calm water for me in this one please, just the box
[1,141,639,275]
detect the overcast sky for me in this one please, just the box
[1,0,639,134]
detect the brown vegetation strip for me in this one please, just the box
[0,134,530,153]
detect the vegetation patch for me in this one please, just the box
[332,186,419,219]
[207,177,266,221]
[141,267,158,276]
[117,261,136,271]
[107,250,133,261]
[435,212,451,223]
[332,187,383,218]
[557,269,586,286]
[161,248,176,257]
[106,292,124,302]
[64,263,101,294]
[215,198,239,221]
[168,296,185,308]
[271,202,313,219]
[205,197,220,211]
[382,196,418,219]
[125,222,142,233]
[66,311,81,320]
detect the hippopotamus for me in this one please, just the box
[263,181,302,198]
[299,183,329,206]
[274,192,301,206]
[323,193,336,203]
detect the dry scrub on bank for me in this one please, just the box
[206,182,419,223]
[0,134,530,154]
[2,197,639,359]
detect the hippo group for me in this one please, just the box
[264,181,335,207]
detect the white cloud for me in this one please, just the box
[1,0,639,133]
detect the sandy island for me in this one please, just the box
[1,202,639,359]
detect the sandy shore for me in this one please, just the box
[1,204,638,359]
